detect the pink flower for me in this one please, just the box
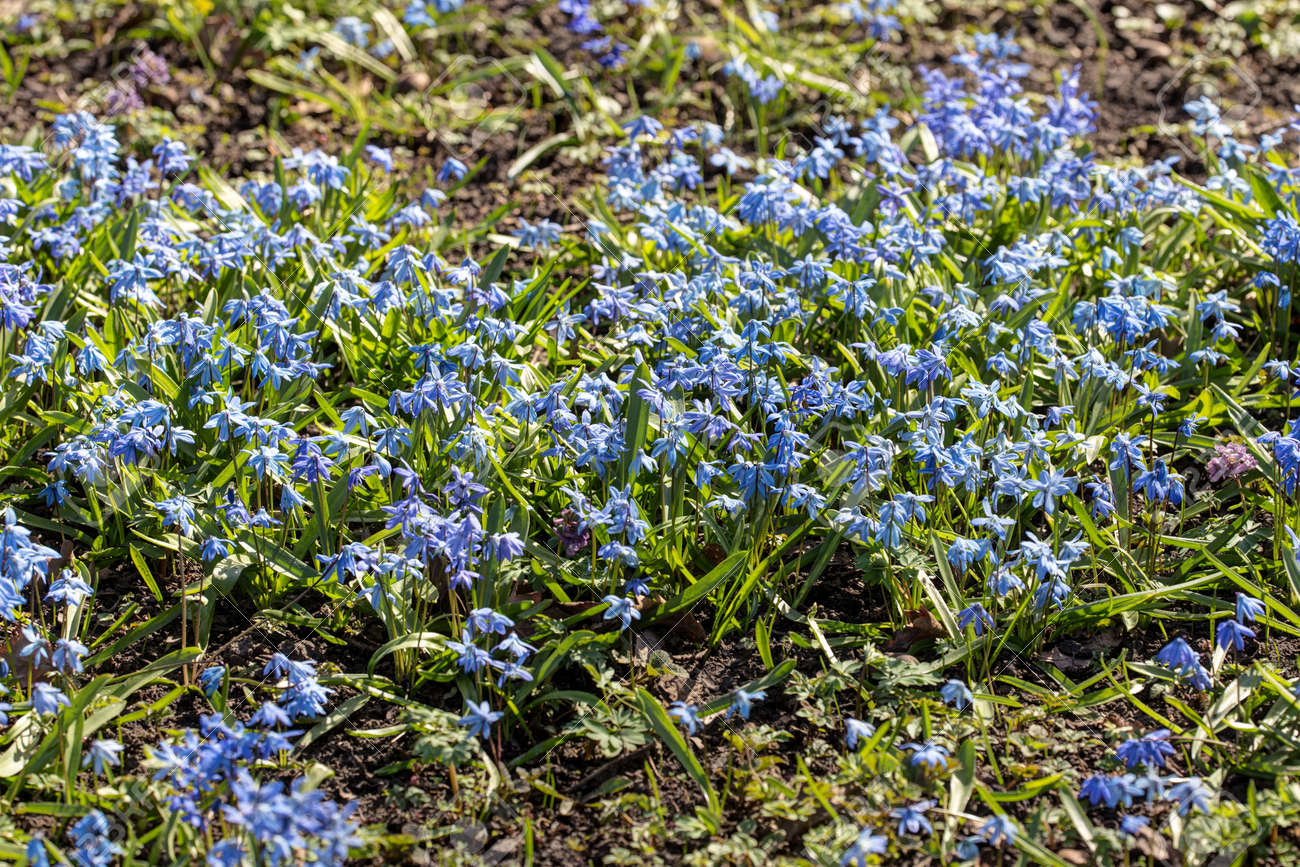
[1206,442,1257,482]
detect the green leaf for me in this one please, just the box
[947,738,978,840]
[368,632,446,676]
[129,544,164,603]
[636,688,719,819]
[620,362,652,486]
[297,694,370,751]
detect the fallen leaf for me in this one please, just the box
[1038,646,1092,674]
[885,609,944,651]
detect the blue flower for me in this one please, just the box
[957,602,994,635]
[1235,593,1265,624]
[621,114,664,141]
[901,740,950,770]
[890,800,934,835]
[709,148,752,175]
[198,665,226,697]
[24,837,49,867]
[44,571,93,606]
[1080,773,1120,808]
[1133,460,1185,506]
[845,717,875,750]
[669,701,702,735]
[726,687,766,721]
[980,814,1017,846]
[153,494,198,536]
[199,536,234,563]
[841,827,888,865]
[1115,729,1174,770]
[467,607,515,637]
[1215,619,1255,652]
[364,145,394,172]
[438,157,468,183]
[82,739,123,775]
[940,679,974,710]
[332,15,371,46]
[249,700,292,729]
[601,595,640,631]
[152,137,191,175]
[68,808,122,866]
[51,638,87,674]
[1119,814,1150,835]
[1166,778,1212,815]
[1154,637,1211,689]
[1023,468,1077,515]
[459,700,504,739]
[31,682,69,715]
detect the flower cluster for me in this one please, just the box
[558,0,633,70]
[5,14,1300,859]
[1080,729,1213,821]
[0,510,81,730]
[148,664,358,865]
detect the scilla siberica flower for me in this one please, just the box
[32,682,69,715]
[1115,729,1174,770]
[940,679,974,710]
[1235,593,1265,623]
[669,701,702,735]
[841,828,888,866]
[458,700,503,739]
[148,710,359,864]
[1154,637,1211,689]
[957,602,994,635]
[198,665,226,697]
[601,594,639,630]
[5,42,1298,863]
[845,717,875,750]
[726,687,766,721]
[980,814,1017,846]
[68,809,122,867]
[890,800,934,836]
[24,837,49,867]
[901,740,950,770]
[82,739,123,776]
[1166,777,1213,815]
[1216,618,1254,651]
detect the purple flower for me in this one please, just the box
[1206,442,1257,482]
